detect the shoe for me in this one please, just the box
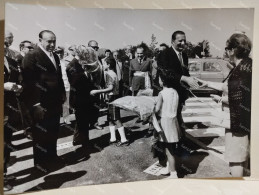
[159,167,170,176]
[73,140,83,146]
[144,130,153,138]
[4,175,16,181]
[116,140,129,147]
[94,124,103,130]
[136,118,142,123]
[26,133,33,140]
[167,172,178,179]
[64,118,71,125]
[34,164,49,174]
[4,183,13,191]
[109,140,117,145]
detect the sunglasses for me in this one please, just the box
[91,46,99,50]
[25,46,34,49]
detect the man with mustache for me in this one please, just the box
[22,30,66,172]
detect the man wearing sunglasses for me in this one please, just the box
[16,40,34,66]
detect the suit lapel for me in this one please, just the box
[37,47,57,72]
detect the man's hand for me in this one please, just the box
[129,87,132,91]
[33,105,46,121]
[210,94,221,102]
[4,82,18,91]
[194,78,208,88]
[182,76,199,89]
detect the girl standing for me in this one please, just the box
[90,58,129,146]
[154,76,182,178]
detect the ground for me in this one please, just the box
[6,102,233,194]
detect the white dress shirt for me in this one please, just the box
[38,44,57,69]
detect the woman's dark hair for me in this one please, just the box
[105,57,116,72]
[226,33,252,59]
[159,73,177,89]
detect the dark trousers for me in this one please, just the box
[32,113,60,166]
[74,105,90,144]
[177,102,186,137]
[4,123,13,174]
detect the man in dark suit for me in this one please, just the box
[157,30,199,135]
[22,30,66,171]
[4,40,23,191]
[129,46,153,96]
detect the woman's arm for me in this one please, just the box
[155,93,163,113]
[195,78,224,91]
[90,85,113,96]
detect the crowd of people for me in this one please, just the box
[3,29,252,191]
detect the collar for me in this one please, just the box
[172,46,181,56]
[38,43,53,57]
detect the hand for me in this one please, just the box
[210,94,221,102]
[185,77,199,89]
[4,82,18,91]
[129,87,132,91]
[14,85,23,93]
[194,78,208,88]
[33,105,46,121]
[90,90,98,96]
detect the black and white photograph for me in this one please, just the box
[3,2,254,194]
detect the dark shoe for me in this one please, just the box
[26,133,33,140]
[4,183,13,191]
[34,164,50,174]
[73,140,83,146]
[136,118,142,123]
[116,140,129,147]
[94,124,103,130]
[144,130,153,138]
[4,175,16,181]
[109,140,117,145]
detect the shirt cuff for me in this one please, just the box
[33,103,41,107]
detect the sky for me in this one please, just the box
[5,3,254,57]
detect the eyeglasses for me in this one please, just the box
[25,46,34,49]
[91,46,99,50]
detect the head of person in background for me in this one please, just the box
[136,46,145,62]
[159,43,169,51]
[104,49,112,59]
[225,33,252,66]
[19,40,34,56]
[5,30,14,47]
[54,46,65,60]
[88,40,99,51]
[113,51,119,61]
[125,45,133,59]
[39,30,56,52]
[67,45,77,57]
[171,30,186,52]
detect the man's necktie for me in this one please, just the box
[178,53,185,71]
[49,52,57,69]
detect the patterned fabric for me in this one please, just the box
[105,70,119,96]
[228,58,252,137]
[107,95,121,121]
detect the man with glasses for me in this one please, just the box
[16,40,34,139]
[4,30,20,60]
[16,41,34,66]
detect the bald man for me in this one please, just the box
[22,30,66,172]
[4,30,19,60]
